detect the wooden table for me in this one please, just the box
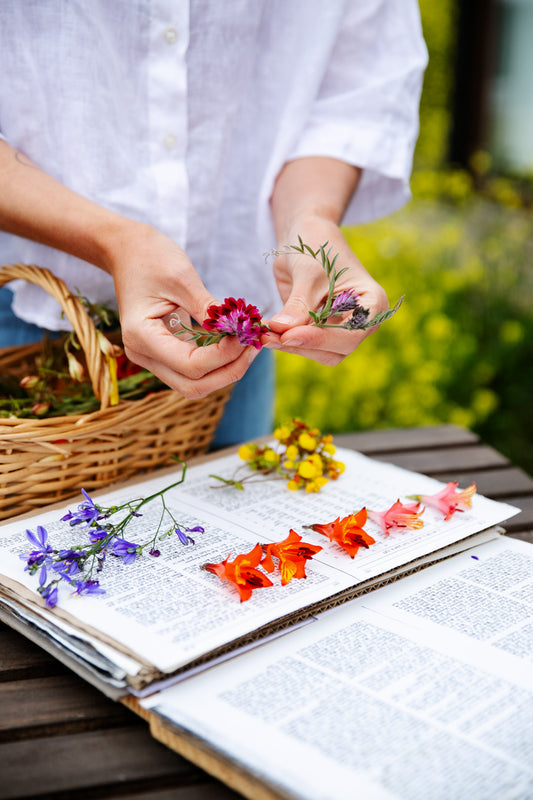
[1,425,532,800]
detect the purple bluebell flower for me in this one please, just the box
[174,524,203,546]
[40,583,58,608]
[61,489,104,527]
[71,579,106,597]
[328,289,360,315]
[111,538,140,564]
[149,548,161,557]
[88,528,109,544]
[22,526,53,569]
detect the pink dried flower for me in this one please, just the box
[411,482,476,520]
[367,500,424,535]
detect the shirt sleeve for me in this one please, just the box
[287,0,428,224]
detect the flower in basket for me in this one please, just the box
[1,295,168,419]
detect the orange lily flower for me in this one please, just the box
[367,500,424,535]
[261,529,322,585]
[308,509,375,558]
[203,543,273,601]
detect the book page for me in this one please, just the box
[0,447,519,675]
[144,537,533,800]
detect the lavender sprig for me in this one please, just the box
[267,236,403,330]
[20,461,205,608]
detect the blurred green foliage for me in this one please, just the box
[275,1,533,475]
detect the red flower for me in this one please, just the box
[203,543,273,601]
[414,482,477,520]
[367,500,424,536]
[202,297,268,349]
[261,530,322,585]
[308,509,375,558]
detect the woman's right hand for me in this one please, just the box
[104,222,259,398]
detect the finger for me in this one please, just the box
[268,343,350,366]
[128,341,260,398]
[123,321,249,381]
[269,254,329,332]
[278,323,370,356]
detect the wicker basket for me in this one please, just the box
[0,264,232,520]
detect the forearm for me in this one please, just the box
[0,139,133,273]
[270,156,361,245]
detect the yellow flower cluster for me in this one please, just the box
[238,419,344,493]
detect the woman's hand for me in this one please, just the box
[266,157,388,365]
[104,223,259,398]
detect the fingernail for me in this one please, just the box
[270,314,294,326]
[283,338,303,348]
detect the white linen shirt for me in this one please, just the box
[0,0,427,330]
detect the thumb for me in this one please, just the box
[269,294,311,333]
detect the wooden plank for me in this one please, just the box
[0,625,66,682]
[434,467,533,498]
[370,444,509,474]
[0,674,132,741]
[120,786,241,800]
[0,726,206,800]
[335,424,479,454]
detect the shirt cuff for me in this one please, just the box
[287,118,416,224]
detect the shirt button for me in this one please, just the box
[164,27,178,44]
[163,133,177,150]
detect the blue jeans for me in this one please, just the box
[0,287,274,446]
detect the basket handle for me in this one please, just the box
[0,263,112,409]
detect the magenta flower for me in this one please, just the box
[202,298,268,349]
[411,482,477,520]
[367,500,424,536]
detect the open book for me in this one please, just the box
[140,535,533,800]
[0,444,520,701]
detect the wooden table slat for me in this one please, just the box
[0,628,66,682]
[0,675,133,740]
[370,444,509,474]
[434,467,533,498]
[335,424,479,453]
[0,726,212,800]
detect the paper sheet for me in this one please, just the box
[145,536,533,800]
[0,447,519,676]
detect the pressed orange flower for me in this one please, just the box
[367,500,424,536]
[409,482,477,521]
[307,509,375,558]
[202,543,273,601]
[261,530,322,585]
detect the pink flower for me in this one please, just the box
[202,297,268,350]
[367,500,424,536]
[414,482,476,520]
